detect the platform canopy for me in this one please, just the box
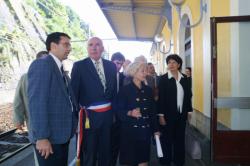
[96,0,172,41]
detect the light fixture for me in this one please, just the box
[170,0,186,6]
[154,33,172,55]
[154,33,164,43]
[170,0,207,28]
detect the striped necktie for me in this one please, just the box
[95,60,106,91]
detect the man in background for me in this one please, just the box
[111,52,125,166]
[185,67,192,89]
[13,51,48,131]
[147,62,160,100]
[13,50,47,166]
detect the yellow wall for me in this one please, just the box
[211,0,231,127]
[171,0,204,113]
[154,0,232,127]
[211,0,230,17]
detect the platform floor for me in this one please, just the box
[2,136,240,166]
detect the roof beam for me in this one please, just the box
[153,0,171,38]
[130,0,137,39]
[100,5,163,17]
[153,7,165,38]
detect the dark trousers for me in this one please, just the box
[80,127,111,166]
[159,118,186,166]
[111,122,121,166]
[34,142,69,166]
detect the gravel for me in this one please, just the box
[0,103,15,133]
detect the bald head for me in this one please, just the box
[87,37,104,60]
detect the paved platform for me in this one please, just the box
[1,136,242,166]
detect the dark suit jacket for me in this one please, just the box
[118,72,125,90]
[28,55,77,144]
[114,82,158,139]
[71,57,117,128]
[158,73,192,121]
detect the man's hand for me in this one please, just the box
[15,123,24,130]
[36,139,53,159]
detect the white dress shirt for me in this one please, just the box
[50,53,63,74]
[50,53,73,112]
[117,72,119,93]
[168,71,184,113]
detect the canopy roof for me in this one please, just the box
[96,0,172,41]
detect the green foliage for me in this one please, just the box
[26,0,90,60]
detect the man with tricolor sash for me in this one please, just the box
[71,37,117,166]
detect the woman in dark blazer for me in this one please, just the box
[158,54,192,166]
[114,60,160,166]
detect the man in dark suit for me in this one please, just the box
[28,32,77,166]
[71,37,117,166]
[110,52,125,166]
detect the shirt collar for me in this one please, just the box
[50,52,62,69]
[90,57,103,65]
[168,71,183,82]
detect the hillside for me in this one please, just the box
[0,0,90,104]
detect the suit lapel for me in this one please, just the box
[103,59,110,87]
[85,58,103,85]
[48,55,68,97]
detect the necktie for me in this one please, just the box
[61,66,73,112]
[95,61,106,91]
[61,66,68,88]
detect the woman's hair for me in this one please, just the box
[124,61,147,77]
[166,54,183,70]
[134,55,147,63]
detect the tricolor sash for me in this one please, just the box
[87,102,111,112]
[76,102,111,165]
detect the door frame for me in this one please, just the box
[210,15,250,164]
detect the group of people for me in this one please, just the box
[12,31,193,166]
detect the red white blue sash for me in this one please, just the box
[76,101,111,165]
[87,102,111,112]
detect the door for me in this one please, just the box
[211,15,250,164]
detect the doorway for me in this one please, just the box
[211,15,250,164]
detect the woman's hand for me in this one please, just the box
[127,108,142,118]
[159,116,166,126]
[154,131,161,136]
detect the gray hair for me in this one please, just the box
[134,55,147,63]
[124,61,147,77]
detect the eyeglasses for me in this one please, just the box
[59,42,71,48]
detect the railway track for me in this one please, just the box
[0,129,31,164]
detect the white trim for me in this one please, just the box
[178,5,194,72]
[202,0,211,117]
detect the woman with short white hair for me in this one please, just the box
[114,61,160,166]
